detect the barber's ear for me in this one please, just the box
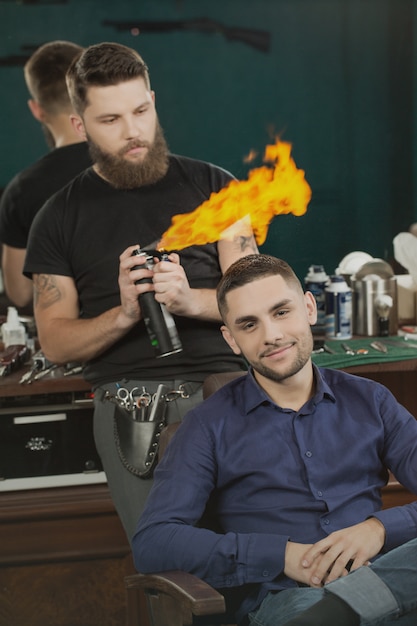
[221,325,242,355]
[70,114,87,140]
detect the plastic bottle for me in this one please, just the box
[304,265,329,334]
[2,306,27,347]
[325,275,352,340]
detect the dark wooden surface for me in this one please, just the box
[0,362,91,398]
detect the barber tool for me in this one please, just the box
[374,294,393,337]
[131,248,183,358]
[0,344,31,377]
[31,363,58,381]
[19,362,42,384]
[147,384,169,422]
[341,342,368,356]
[312,339,337,355]
[370,341,388,354]
[63,364,84,377]
[19,350,55,384]
[377,338,417,350]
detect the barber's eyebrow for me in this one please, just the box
[95,100,151,121]
[233,298,293,326]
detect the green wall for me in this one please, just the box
[0,0,415,281]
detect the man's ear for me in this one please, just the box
[304,291,318,326]
[220,325,242,355]
[70,114,87,140]
[28,99,45,122]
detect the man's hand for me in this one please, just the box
[300,518,386,587]
[118,245,155,325]
[284,541,314,585]
[151,253,196,316]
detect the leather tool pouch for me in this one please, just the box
[113,385,168,479]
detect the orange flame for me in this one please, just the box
[157,139,312,251]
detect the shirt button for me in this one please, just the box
[323,519,330,525]
[317,491,323,497]
[262,570,269,577]
[305,451,312,458]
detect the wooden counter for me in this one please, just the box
[0,362,91,398]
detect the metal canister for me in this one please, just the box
[325,275,352,340]
[304,264,329,334]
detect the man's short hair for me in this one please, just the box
[24,41,83,115]
[217,254,303,320]
[66,42,151,116]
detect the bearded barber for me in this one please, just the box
[24,42,257,542]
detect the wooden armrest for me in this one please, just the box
[126,570,226,614]
[125,570,227,626]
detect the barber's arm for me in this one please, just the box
[33,245,157,364]
[152,231,258,322]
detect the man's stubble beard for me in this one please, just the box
[87,119,169,190]
[248,330,314,383]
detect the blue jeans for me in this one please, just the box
[248,538,417,626]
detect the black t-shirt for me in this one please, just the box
[0,142,92,248]
[24,154,245,386]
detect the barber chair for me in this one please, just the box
[124,371,411,626]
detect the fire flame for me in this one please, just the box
[157,139,312,251]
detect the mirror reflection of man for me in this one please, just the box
[0,41,92,309]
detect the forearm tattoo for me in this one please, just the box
[238,234,258,253]
[33,274,62,309]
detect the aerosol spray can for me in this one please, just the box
[325,275,353,340]
[131,249,183,358]
[304,265,329,335]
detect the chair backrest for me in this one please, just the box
[202,371,247,399]
[158,371,247,459]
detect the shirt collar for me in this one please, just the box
[242,363,336,413]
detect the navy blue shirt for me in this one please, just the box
[133,366,417,622]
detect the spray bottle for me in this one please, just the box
[304,265,329,334]
[2,306,27,347]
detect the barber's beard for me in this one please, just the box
[87,120,169,190]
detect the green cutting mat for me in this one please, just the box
[311,336,417,369]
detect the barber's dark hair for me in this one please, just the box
[66,42,150,115]
[24,41,83,115]
[217,254,303,319]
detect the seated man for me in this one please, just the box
[283,536,417,625]
[133,254,417,626]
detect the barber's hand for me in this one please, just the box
[300,518,385,587]
[152,253,195,316]
[118,245,154,323]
